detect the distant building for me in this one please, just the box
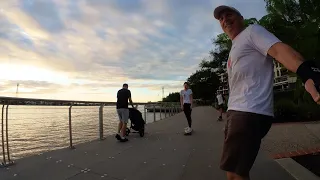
[217,71,229,95]
[216,61,298,95]
[273,61,297,92]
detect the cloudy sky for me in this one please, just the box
[0,0,268,102]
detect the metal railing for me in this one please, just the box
[0,96,181,168]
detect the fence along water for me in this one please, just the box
[0,96,181,168]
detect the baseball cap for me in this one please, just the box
[213,5,242,19]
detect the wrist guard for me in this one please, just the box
[296,60,320,91]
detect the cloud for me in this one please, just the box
[0,0,268,101]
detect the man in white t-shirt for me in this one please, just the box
[213,5,320,180]
[216,92,225,121]
[180,82,193,134]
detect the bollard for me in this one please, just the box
[99,105,104,140]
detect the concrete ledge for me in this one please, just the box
[276,158,320,180]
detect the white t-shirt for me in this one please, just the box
[227,24,281,117]
[180,89,193,104]
[216,94,224,105]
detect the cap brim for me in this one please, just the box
[213,5,240,19]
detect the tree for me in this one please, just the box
[262,0,320,61]
[186,69,220,101]
[162,92,180,102]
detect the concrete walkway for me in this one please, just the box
[0,107,296,180]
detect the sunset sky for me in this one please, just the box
[0,0,268,102]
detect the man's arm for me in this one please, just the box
[128,90,134,108]
[189,90,193,107]
[268,43,320,103]
[180,91,183,108]
[249,24,320,103]
[267,42,303,73]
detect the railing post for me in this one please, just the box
[153,104,156,122]
[5,104,13,165]
[164,105,167,118]
[69,105,75,149]
[144,105,147,123]
[159,105,162,120]
[99,104,104,140]
[1,104,6,166]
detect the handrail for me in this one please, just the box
[0,96,183,168]
[0,96,176,106]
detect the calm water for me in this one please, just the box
[0,105,167,161]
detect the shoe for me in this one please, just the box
[185,127,192,134]
[115,134,121,140]
[120,138,129,142]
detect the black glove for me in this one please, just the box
[296,60,320,92]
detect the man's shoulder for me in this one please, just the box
[118,88,130,94]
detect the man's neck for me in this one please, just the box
[230,26,245,40]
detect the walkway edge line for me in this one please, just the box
[275,158,320,180]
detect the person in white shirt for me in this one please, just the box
[216,92,225,121]
[213,5,320,180]
[180,82,193,134]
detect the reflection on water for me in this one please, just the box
[0,105,166,161]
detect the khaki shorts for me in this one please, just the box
[220,110,272,176]
[117,108,129,123]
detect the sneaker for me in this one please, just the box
[115,134,121,140]
[120,138,129,142]
[187,128,193,133]
[185,127,192,134]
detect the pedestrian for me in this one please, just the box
[213,5,320,180]
[115,83,135,142]
[216,92,225,121]
[180,82,193,135]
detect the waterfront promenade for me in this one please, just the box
[1,106,319,180]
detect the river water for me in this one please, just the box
[0,105,166,162]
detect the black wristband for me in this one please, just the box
[296,60,320,91]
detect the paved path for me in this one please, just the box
[261,121,320,157]
[0,106,295,180]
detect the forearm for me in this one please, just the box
[129,99,134,107]
[268,42,304,73]
[180,97,183,106]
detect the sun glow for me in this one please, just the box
[0,63,71,85]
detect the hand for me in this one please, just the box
[305,79,320,104]
[181,105,184,110]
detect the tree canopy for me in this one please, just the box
[162,92,180,102]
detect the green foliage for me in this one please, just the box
[187,69,220,101]
[162,92,180,102]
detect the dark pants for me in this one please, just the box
[220,110,272,177]
[183,103,192,127]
